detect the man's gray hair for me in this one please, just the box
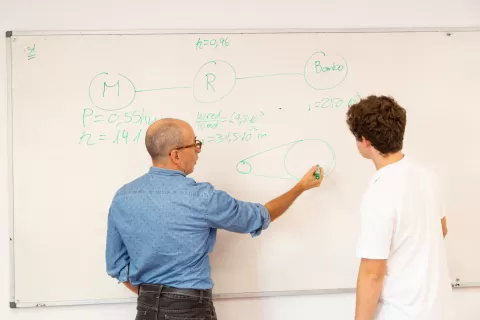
[145,119,184,160]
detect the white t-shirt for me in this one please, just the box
[356,155,455,320]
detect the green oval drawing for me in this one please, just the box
[284,139,336,179]
[236,139,336,181]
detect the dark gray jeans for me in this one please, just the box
[135,284,217,320]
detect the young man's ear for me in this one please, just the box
[362,137,371,148]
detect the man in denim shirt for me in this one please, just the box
[106,118,324,319]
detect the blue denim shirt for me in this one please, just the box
[105,167,271,289]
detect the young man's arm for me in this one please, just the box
[355,259,387,320]
[441,216,448,238]
[355,192,394,320]
[435,173,448,239]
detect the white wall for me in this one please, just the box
[1,1,479,319]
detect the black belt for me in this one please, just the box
[138,284,213,299]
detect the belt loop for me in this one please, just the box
[154,285,164,315]
[199,290,204,304]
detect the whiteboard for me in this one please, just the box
[7,29,480,308]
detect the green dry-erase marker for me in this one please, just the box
[314,165,321,180]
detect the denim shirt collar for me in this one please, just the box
[148,166,186,177]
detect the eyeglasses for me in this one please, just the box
[169,139,202,155]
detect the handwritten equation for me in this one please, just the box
[196,110,265,131]
[195,108,268,144]
[196,37,230,50]
[79,128,144,146]
[308,92,361,111]
[204,128,267,145]
[79,108,158,146]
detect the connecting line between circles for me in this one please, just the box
[135,86,192,93]
[133,73,304,93]
[235,73,305,80]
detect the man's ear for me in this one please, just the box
[170,150,180,163]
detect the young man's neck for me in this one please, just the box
[372,151,404,171]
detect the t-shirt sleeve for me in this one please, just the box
[356,192,395,260]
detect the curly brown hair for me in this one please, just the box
[346,95,406,155]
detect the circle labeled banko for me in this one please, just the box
[304,51,348,90]
[89,73,136,111]
[193,61,236,103]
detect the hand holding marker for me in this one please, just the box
[298,165,324,191]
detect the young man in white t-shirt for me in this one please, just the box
[346,95,454,320]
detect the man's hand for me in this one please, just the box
[265,166,324,222]
[123,281,138,295]
[297,166,324,191]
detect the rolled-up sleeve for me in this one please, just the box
[105,207,130,283]
[204,187,271,237]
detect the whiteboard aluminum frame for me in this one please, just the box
[6,32,16,309]
[5,26,480,37]
[13,288,357,308]
[10,283,478,308]
[5,27,480,308]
